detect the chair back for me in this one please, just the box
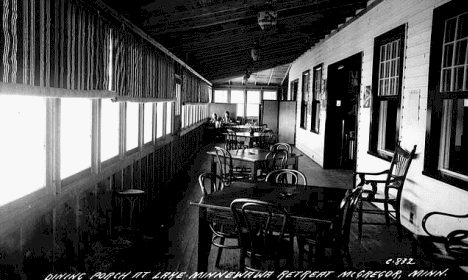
[214,146,234,185]
[257,130,275,149]
[333,186,363,247]
[225,129,239,150]
[386,143,417,191]
[265,169,307,186]
[270,143,292,154]
[230,198,289,270]
[264,150,288,172]
[198,172,225,196]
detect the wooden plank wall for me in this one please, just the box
[0,124,206,277]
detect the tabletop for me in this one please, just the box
[206,148,301,162]
[191,180,348,222]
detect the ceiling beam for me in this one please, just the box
[268,68,274,86]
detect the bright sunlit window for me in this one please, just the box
[166,102,172,135]
[144,103,153,144]
[0,95,46,206]
[263,91,277,100]
[61,98,92,179]
[126,102,139,151]
[101,99,120,162]
[214,90,228,103]
[156,102,164,138]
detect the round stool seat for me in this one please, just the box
[118,189,145,195]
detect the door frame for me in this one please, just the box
[323,52,362,170]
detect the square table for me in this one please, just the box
[190,180,349,271]
[206,148,301,181]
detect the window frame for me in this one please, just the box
[311,64,323,133]
[300,70,310,129]
[368,24,406,160]
[424,1,468,190]
[290,79,299,101]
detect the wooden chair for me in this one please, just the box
[355,143,416,240]
[224,129,248,150]
[256,129,275,149]
[214,146,250,185]
[413,211,468,269]
[256,150,289,181]
[230,198,293,272]
[198,172,240,268]
[270,143,292,154]
[265,169,307,186]
[297,186,363,269]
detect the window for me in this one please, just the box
[425,2,468,189]
[311,65,322,133]
[101,99,120,162]
[300,70,310,129]
[246,90,260,118]
[369,24,406,158]
[263,91,277,100]
[144,103,153,144]
[166,102,172,135]
[214,90,228,103]
[126,102,139,151]
[289,79,298,101]
[231,90,245,117]
[0,96,46,206]
[156,102,164,138]
[175,82,181,116]
[61,98,92,179]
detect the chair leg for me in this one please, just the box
[396,206,402,241]
[384,202,390,227]
[215,238,225,268]
[358,199,363,240]
[297,237,305,268]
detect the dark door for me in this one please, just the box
[323,52,362,169]
[278,101,296,145]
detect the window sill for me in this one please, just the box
[367,150,392,162]
[422,170,468,192]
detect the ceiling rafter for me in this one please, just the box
[100,0,372,86]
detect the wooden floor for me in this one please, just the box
[87,142,462,278]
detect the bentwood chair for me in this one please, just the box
[225,129,248,150]
[256,129,275,150]
[270,143,293,154]
[198,172,240,268]
[297,186,363,269]
[214,146,250,185]
[355,143,416,240]
[256,150,289,181]
[230,198,293,272]
[413,211,468,269]
[265,169,307,186]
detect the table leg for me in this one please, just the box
[251,162,257,182]
[197,208,212,271]
[211,156,217,175]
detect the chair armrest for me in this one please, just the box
[422,211,468,238]
[355,170,390,177]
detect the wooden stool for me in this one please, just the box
[117,189,145,228]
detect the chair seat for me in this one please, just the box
[361,189,396,202]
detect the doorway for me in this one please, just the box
[323,52,362,169]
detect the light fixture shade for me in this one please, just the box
[251,47,260,61]
[258,10,277,30]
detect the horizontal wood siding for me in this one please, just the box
[291,0,468,236]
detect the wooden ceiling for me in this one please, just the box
[95,0,370,86]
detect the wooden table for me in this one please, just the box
[207,148,301,181]
[190,181,348,271]
[233,131,262,147]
